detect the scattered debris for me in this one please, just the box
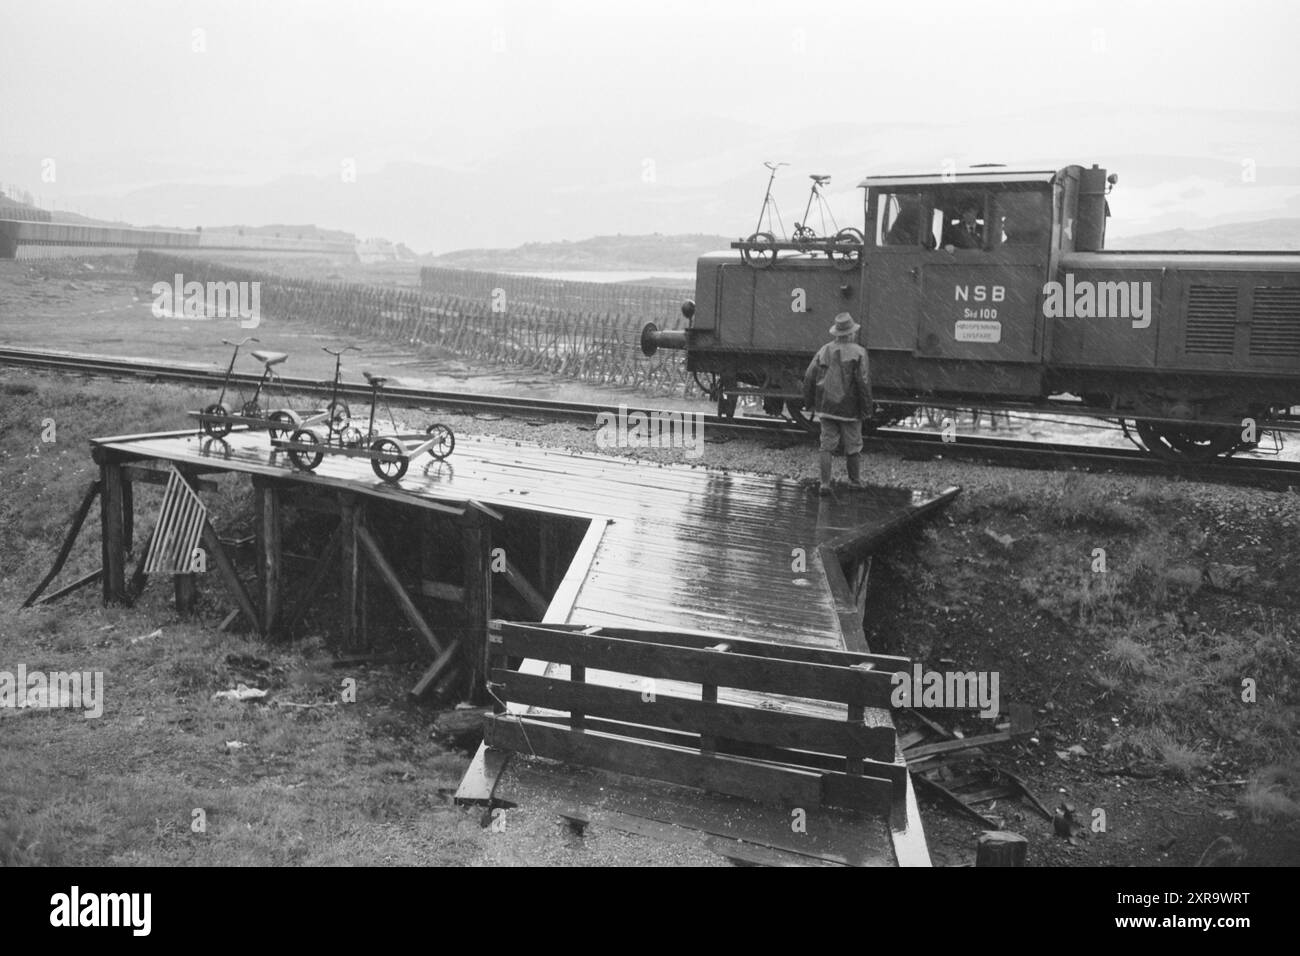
[224,740,245,751]
[211,684,268,702]
[1195,835,1246,867]
[130,628,162,645]
[1052,803,1087,844]
[975,830,1028,867]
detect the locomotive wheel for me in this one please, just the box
[201,403,232,438]
[425,423,455,460]
[740,232,778,269]
[369,437,409,483]
[829,228,865,271]
[785,400,817,433]
[266,409,300,439]
[1133,420,1241,463]
[287,428,324,471]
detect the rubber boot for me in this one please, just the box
[819,451,832,495]
[847,453,865,489]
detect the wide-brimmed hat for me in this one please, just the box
[829,312,860,336]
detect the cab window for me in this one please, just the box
[992,188,1051,247]
[875,191,936,249]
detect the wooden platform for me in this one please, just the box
[89,426,957,866]
[91,428,952,648]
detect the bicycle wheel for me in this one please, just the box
[740,232,778,269]
[829,227,865,271]
[287,428,324,471]
[369,437,409,483]
[266,409,300,439]
[201,403,232,438]
[425,423,455,461]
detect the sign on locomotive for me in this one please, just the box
[642,164,1300,462]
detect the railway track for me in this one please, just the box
[3,346,1298,490]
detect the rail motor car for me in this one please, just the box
[641,164,1300,461]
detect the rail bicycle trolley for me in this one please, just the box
[190,337,332,439]
[270,345,455,484]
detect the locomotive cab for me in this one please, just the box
[860,167,1076,401]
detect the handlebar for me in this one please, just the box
[221,337,260,346]
[764,161,790,171]
[322,345,361,356]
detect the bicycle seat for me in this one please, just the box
[363,371,388,387]
[250,350,288,367]
[810,174,831,185]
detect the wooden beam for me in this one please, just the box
[255,479,283,637]
[121,464,217,491]
[339,494,362,650]
[538,517,561,596]
[827,486,961,564]
[355,523,445,655]
[500,558,548,618]
[410,641,461,698]
[460,509,492,704]
[199,520,262,638]
[283,525,343,634]
[22,479,100,607]
[495,670,897,761]
[99,462,128,605]
[495,626,895,708]
[454,744,512,805]
[419,580,465,603]
[819,546,868,653]
[542,518,608,624]
[513,621,907,671]
[485,715,825,809]
[31,568,102,606]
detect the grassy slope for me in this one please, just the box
[0,374,484,866]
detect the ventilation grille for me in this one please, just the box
[1184,285,1238,355]
[1250,287,1300,359]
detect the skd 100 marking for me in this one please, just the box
[955,284,1005,303]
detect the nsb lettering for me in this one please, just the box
[955,285,1005,303]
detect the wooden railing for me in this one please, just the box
[484,621,911,814]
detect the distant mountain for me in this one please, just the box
[426,233,734,272]
[11,106,1299,253]
[1110,217,1300,250]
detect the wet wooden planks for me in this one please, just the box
[91,429,940,649]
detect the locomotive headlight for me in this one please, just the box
[681,299,696,320]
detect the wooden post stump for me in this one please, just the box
[976,830,1028,867]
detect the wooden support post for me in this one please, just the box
[199,520,261,637]
[122,476,134,557]
[99,460,128,605]
[254,478,283,638]
[461,509,492,705]
[538,518,560,598]
[22,479,101,608]
[339,494,362,650]
[356,524,445,654]
[283,525,342,634]
[174,573,197,615]
[976,830,1028,867]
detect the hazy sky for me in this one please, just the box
[2,0,1298,246]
